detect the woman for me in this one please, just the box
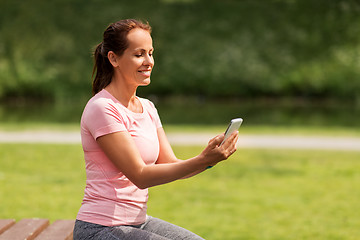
[73,19,239,240]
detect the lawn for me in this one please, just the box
[0,143,359,239]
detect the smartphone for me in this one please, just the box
[220,118,243,145]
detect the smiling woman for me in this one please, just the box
[105,28,154,108]
[73,19,239,240]
[91,19,153,96]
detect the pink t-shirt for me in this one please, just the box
[76,89,162,226]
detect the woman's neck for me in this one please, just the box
[105,81,142,113]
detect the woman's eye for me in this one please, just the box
[135,52,153,57]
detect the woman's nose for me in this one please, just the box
[144,54,154,66]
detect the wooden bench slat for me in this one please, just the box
[0,219,15,235]
[34,220,75,240]
[0,219,49,240]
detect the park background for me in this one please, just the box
[1,0,360,126]
[1,0,360,239]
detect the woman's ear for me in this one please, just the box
[107,51,119,67]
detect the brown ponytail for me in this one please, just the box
[92,42,113,95]
[92,19,152,95]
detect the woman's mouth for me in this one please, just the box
[138,70,151,77]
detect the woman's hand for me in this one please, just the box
[200,131,239,167]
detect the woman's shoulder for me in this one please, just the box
[81,90,120,119]
[138,97,156,110]
[85,90,116,108]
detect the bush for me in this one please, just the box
[1,0,360,103]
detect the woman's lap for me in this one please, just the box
[141,216,204,239]
[73,216,204,240]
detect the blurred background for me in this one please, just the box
[0,0,360,127]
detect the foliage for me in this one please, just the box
[0,0,360,103]
[1,143,360,239]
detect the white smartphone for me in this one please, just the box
[220,118,243,145]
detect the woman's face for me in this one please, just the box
[114,28,154,87]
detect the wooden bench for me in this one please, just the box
[0,219,75,240]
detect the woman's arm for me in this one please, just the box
[96,129,238,189]
[155,128,215,178]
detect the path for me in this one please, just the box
[0,131,360,151]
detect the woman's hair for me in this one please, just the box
[92,19,152,95]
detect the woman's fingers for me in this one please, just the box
[201,131,239,167]
[221,131,239,148]
[207,134,225,148]
[222,131,239,157]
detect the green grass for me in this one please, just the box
[149,147,360,239]
[0,144,86,221]
[1,144,360,239]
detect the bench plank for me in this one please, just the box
[0,219,15,234]
[0,219,49,240]
[35,220,75,240]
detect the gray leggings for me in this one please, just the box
[73,216,205,240]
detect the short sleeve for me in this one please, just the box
[82,98,127,140]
